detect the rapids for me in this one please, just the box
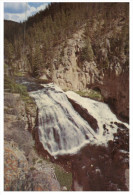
[29,83,129,157]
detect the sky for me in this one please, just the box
[4,2,50,23]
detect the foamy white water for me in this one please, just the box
[30,83,129,157]
[66,91,129,142]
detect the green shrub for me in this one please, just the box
[79,37,94,64]
[4,75,28,96]
[21,95,35,105]
[80,45,94,62]
[54,165,72,191]
[75,89,103,101]
[4,75,36,107]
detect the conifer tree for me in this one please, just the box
[31,44,43,77]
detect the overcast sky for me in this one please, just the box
[4,2,50,23]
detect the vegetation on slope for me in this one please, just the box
[4,64,35,107]
[4,3,129,78]
[54,164,72,191]
[4,75,27,95]
[75,89,103,101]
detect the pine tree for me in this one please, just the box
[31,44,43,77]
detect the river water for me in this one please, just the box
[29,83,128,157]
[16,78,129,190]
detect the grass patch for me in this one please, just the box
[4,75,28,96]
[4,75,36,107]
[75,89,103,101]
[21,95,35,105]
[54,164,72,191]
[14,71,24,77]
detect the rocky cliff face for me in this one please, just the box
[4,3,129,122]
[4,92,61,191]
[41,28,101,91]
[39,22,128,121]
[5,7,128,122]
[90,69,129,122]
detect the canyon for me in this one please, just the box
[4,2,129,191]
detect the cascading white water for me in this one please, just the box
[30,83,129,157]
[66,91,129,142]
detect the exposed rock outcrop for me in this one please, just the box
[68,97,98,132]
[40,22,129,121]
[90,70,129,122]
[42,28,100,91]
[4,140,29,191]
[4,92,61,191]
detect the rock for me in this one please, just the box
[35,22,129,124]
[4,141,29,191]
[9,168,60,191]
[4,92,61,191]
[95,168,101,174]
[49,28,100,91]
[62,186,67,191]
[125,169,129,190]
[98,70,129,122]
[68,97,98,132]
[73,180,83,191]
[39,74,48,80]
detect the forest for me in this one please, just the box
[4,2,129,78]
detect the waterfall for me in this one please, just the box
[30,83,129,157]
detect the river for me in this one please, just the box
[16,77,129,191]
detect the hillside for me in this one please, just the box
[4,2,129,121]
[4,2,129,191]
[4,20,22,42]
